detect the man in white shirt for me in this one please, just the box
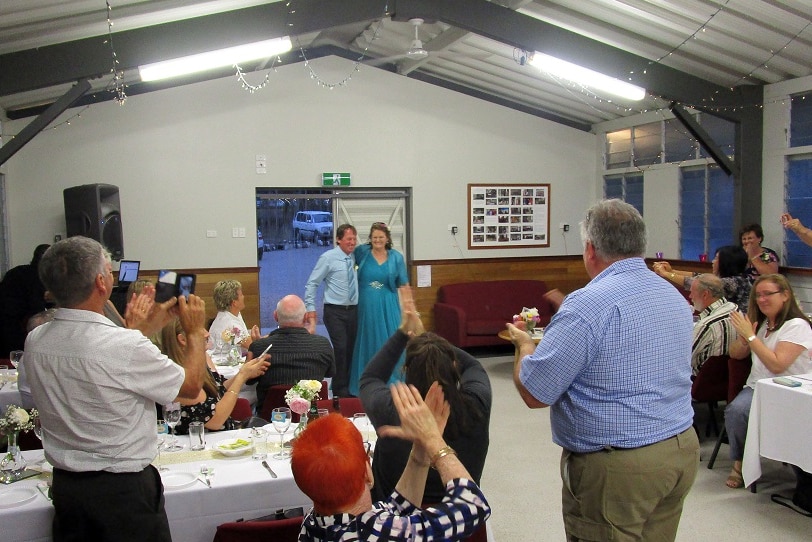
[25,236,209,542]
[690,273,737,375]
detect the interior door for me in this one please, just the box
[334,189,410,259]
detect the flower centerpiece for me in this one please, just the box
[513,306,541,332]
[285,380,323,436]
[0,405,38,483]
[221,326,245,365]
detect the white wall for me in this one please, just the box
[1,56,597,268]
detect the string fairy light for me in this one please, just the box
[104,1,127,105]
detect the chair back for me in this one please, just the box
[212,515,303,542]
[727,355,752,403]
[230,397,253,422]
[316,397,364,417]
[691,355,729,403]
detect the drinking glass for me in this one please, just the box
[156,420,169,471]
[9,350,23,369]
[271,407,291,459]
[353,413,371,445]
[163,402,183,451]
[0,368,7,389]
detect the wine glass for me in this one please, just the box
[270,407,291,459]
[353,413,371,446]
[156,420,169,471]
[163,402,183,452]
[9,350,23,369]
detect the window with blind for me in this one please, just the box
[604,172,644,215]
[679,165,734,260]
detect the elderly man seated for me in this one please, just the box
[690,273,737,375]
[248,294,335,412]
[291,382,490,541]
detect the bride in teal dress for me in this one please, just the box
[348,223,409,396]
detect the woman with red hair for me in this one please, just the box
[291,382,490,541]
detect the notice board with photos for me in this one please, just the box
[468,183,550,249]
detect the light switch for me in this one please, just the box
[238,227,246,238]
[232,227,239,238]
[206,230,217,238]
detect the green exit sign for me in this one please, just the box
[322,172,351,186]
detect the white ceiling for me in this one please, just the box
[1,0,811,130]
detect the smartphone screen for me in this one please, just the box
[155,270,177,303]
[177,274,196,299]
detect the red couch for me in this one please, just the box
[433,280,554,348]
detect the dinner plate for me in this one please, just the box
[0,487,38,508]
[160,471,198,491]
[214,438,252,456]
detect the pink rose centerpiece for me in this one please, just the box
[513,306,541,332]
[285,380,323,436]
[221,326,244,365]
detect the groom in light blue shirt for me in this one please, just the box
[305,224,358,397]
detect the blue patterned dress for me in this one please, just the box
[348,245,408,396]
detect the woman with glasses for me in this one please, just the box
[348,222,409,396]
[653,245,751,312]
[724,274,812,488]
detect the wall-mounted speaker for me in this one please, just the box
[63,184,123,260]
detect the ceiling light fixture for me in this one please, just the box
[528,52,646,101]
[139,37,292,82]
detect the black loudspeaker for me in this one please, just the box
[63,183,124,260]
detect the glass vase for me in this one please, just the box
[227,345,242,366]
[0,431,28,484]
[293,413,308,439]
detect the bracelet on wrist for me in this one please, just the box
[227,389,239,397]
[429,445,457,469]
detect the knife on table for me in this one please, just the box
[261,460,277,478]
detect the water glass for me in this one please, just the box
[9,350,23,369]
[188,421,206,451]
[317,408,329,419]
[251,427,268,460]
[353,413,372,444]
[271,408,291,460]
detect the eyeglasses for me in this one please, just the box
[755,291,782,300]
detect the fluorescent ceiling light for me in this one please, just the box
[139,37,292,82]
[528,52,646,101]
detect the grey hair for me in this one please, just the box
[38,236,109,307]
[213,280,242,311]
[580,199,646,261]
[276,295,306,325]
[695,273,724,299]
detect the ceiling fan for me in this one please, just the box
[362,18,431,66]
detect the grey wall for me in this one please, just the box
[1,56,597,268]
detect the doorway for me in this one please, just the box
[255,187,411,333]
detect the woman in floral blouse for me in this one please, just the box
[740,223,779,282]
[161,318,269,434]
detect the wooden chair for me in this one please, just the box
[212,514,303,542]
[691,355,729,437]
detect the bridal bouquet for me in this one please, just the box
[221,326,244,346]
[285,380,323,415]
[513,307,541,326]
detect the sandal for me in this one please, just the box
[726,465,744,489]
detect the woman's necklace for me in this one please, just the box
[766,320,778,332]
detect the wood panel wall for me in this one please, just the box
[131,268,260,327]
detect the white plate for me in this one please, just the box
[214,438,252,456]
[0,487,38,508]
[160,471,198,491]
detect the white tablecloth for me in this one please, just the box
[0,428,310,542]
[213,363,257,407]
[0,382,22,413]
[742,373,812,487]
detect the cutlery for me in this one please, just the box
[261,460,277,479]
[36,482,52,501]
[197,476,210,488]
[199,465,213,487]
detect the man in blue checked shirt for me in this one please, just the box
[292,382,490,541]
[507,199,699,542]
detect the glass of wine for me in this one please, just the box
[163,402,183,452]
[9,350,23,369]
[156,420,169,471]
[271,407,291,460]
